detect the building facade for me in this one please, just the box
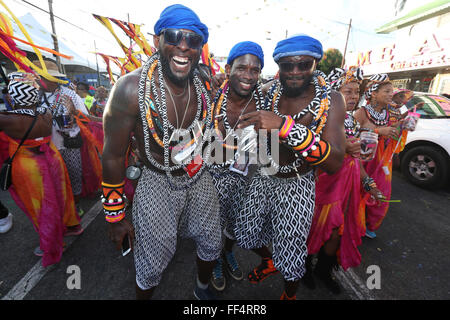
[347,2,450,95]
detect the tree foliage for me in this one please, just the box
[317,48,343,75]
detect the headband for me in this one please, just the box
[273,34,323,63]
[7,72,39,107]
[327,66,363,91]
[364,73,390,102]
[227,41,264,69]
[154,4,209,45]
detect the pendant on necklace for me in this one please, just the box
[169,128,189,144]
[173,141,198,164]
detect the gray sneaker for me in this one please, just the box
[224,251,243,280]
[194,286,217,300]
[211,258,226,291]
[0,213,12,234]
[33,246,44,257]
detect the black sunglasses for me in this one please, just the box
[162,28,204,49]
[278,60,316,72]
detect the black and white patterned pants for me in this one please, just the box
[59,148,83,196]
[132,168,222,290]
[235,169,316,281]
[209,167,249,241]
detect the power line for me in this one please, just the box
[12,0,116,45]
[20,0,89,32]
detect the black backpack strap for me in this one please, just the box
[9,108,38,162]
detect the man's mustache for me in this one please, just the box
[284,76,307,81]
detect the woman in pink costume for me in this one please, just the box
[0,73,81,266]
[304,67,383,294]
[354,74,407,239]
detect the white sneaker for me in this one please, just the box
[0,212,13,233]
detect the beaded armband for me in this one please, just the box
[284,124,331,166]
[101,181,126,223]
[304,140,331,166]
[362,176,377,192]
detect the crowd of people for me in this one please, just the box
[0,3,417,300]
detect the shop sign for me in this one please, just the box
[350,31,450,74]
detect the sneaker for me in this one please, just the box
[193,286,217,300]
[34,244,67,257]
[224,251,243,280]
[33,247,44,257]
[280,291,296,300]
[64,224,84,237]
[247,257,279,284]
[211,258,226,291]
[0,212,13,234]
[365,229,377,239]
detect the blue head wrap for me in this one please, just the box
[227,41,264,69]
[154,4,209,45]
[273,34,323,63]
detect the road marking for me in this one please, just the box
[3,199,375,300]
[334,267,376,300]
[1,201,102,300]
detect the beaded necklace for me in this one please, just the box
[146,61,207,150]
[210,79,264,168]
[344,111,360,138]
[6,107,47,117]
[363,104,389,126]
[138,53,212,189]
[264,71,331,173]
[165,79,191,137]
[388,105,402,123]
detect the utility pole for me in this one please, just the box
[341,18,352,68]
[94,40,101,87]
[48,0,63,73]
[127,13,132,49]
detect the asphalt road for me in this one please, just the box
[0,170,449,301]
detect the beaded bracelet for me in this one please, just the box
[362,176,377,192]
[279,115,295,140]
[101,181,126,223]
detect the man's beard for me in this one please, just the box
[280,74,314,97]
[160,53,197,86]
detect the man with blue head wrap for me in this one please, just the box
[273,33,323,62]
[208,41,265,292]
[153,4,209,86]
[272,33,323,95]
[227,41,264,69]
[235,34,347,300]
[102,4,222,300]
[154,4,209,45]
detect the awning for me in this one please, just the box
[376,0,450,34]
[10,13,106,72]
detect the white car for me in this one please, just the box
[400,93,450,189]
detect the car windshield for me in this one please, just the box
[405,94,450,119]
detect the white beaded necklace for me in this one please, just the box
[138,54,213,189]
